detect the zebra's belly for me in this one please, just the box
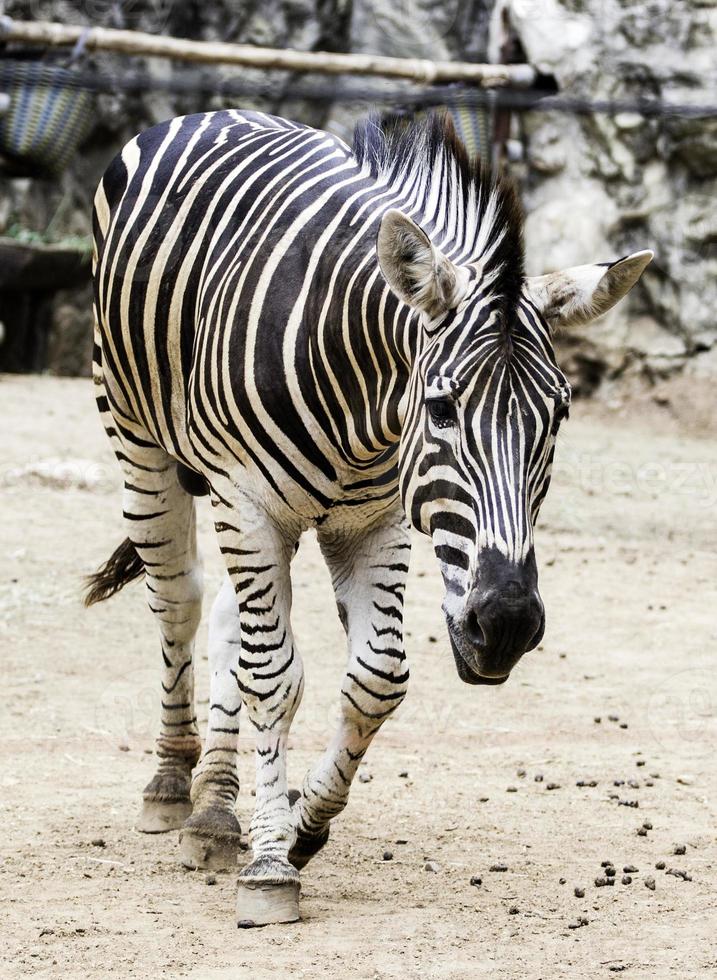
[197,443,403,535]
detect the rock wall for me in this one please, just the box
[491,0,717,391]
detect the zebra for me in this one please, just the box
[85,108,652,926]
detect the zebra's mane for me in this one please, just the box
[353,111,525,324]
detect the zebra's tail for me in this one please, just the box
[84,537,144,606]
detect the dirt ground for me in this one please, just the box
[1,374,715,979]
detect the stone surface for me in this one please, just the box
[492,0,717,386]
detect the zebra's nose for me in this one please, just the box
[463,584,544,661]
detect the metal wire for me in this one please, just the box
[2,54,716,120]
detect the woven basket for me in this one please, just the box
[444,96,492,160]
[0,59,95,175]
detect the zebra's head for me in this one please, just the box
[376,144,652,685]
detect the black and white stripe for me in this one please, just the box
[88,107,651,920]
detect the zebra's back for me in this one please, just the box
[93,109,399,521]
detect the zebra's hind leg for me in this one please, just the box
[118,450,204,833]
[289,514,411,868]
[179,574,243,870]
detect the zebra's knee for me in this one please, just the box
[341,656,409,728]
[146,564,203,646]
[238,643,304,722]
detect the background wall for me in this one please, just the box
[496,0,717,391]
[0,0,714,390]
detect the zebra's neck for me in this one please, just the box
[308,237,420,469]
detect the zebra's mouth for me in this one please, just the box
[445,619,511,686]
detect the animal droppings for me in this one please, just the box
[622,875,632,885]
[655,861,666,870]
[383,851,393,861]
[470,876,482,887]
[623,865,638,873]
[489,864,508,872]
[574,887,585,897]
[642,821,653,830]
[666,868,692,881]
[673,844,686,855]
[645,877,656,890]
[568,916,589,929]
[424,861,440,873]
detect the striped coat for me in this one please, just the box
[88,109,652,925]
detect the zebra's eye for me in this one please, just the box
[426,398,457,428]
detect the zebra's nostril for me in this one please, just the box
[464,607,485,647]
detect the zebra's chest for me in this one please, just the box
[199,428,402,533]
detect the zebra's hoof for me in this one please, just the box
[178,807,244,870]
[236,880,301,927]
[236,859,301,927]
[287,788,329,869]
[135,797,193,833]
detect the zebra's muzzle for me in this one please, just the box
[443,548,545,685]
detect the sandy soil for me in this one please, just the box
[0,374,715,980]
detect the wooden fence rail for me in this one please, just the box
[0,18,536,88]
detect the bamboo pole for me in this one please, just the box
[0,18,536,88]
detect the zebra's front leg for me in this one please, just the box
[290,515,410,868]
[214,503,304,926]
[179,574,243,870]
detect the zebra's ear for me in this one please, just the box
[524,250,654,330]
[377,209,469,318]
